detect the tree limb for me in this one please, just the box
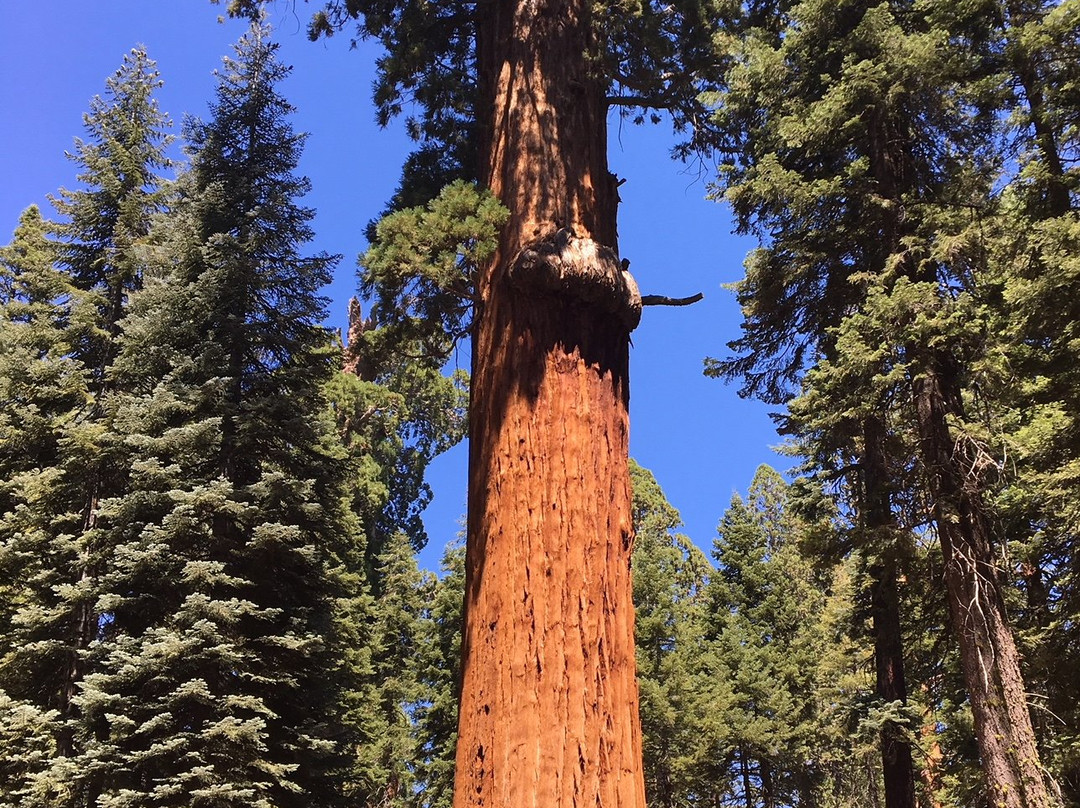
[641,292,704,307]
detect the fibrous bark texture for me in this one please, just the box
[913,365,1057,808]
[453,0,647,806]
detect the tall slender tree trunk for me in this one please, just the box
[760,759,775,808]
[911,362,1056,808]
[917,684,946,808]
[869,559,915,808]
[866,98,1054,807]
[740,748,753,808]
[863,415,916,808]
[453,1,645,807]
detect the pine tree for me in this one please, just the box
[67,22,355,806]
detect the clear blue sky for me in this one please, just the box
[2,0,785,569]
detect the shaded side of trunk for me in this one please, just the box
[760,759,775,808]
[740,748,753,808]
[863,415,916,808]
[453,1,645,806]
[912,362,1056,808]
[870,559,915,808]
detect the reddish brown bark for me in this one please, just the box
[453,1,646,807]
[342,297,374,380]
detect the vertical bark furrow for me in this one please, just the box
[457,0,644,803]
[459,295,643,808]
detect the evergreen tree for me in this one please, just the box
[333,288,470,575]
[51,46,172,387]
[352,531,428,807]
[411,541,466,808]
[0,48,172,793]
[981,1,1080,797]
[704,466,832,807]
[214,0,732,801]
[628,461,712,808]
[66,22,355,806]
[707,0,1060,802]
[0,206,92,807]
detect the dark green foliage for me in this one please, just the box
[981,7,1080,796]
[627,461,888,807]
[221,0,732,191]
[327,365,466,566]
[629,461,711,807]
[704,466,835,806]
[357,180,507,371]
[65,22,357,806]
[410,542,465,808]
[350,530,428,806]
[706,0,1080,802]
[0,50,173,806]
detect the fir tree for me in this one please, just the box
[0,48,172,793]
[67,21,355,807]
[0,206,92,807]
[706,466,831,807]
[353,531,428,806]
[410,541,466,808]
[51,46,172,387]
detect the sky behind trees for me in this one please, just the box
[1,0,781,565]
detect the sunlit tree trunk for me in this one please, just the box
[453,1,646,807]
[912,364,1056,808]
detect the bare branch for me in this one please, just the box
[641,292,704,307]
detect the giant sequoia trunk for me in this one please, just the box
[912,361,1056,808]
[453,2,647,807]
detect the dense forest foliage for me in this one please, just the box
[2,0,1080,806]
